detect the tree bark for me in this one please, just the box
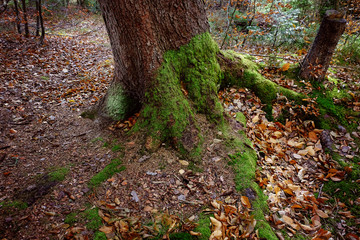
[38,0,45,44]
[95,0,211,152]
[21,0,29,37]
[35,0,40,36]
[98,0,209,103]
[299,10,346,81]
[13,0,21,34]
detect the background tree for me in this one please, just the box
[299,10,347,80]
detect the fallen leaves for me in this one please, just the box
[219,87,360,239]
[209,199,257,239]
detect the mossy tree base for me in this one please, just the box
[96,33,304,155]
[92,32,306,239]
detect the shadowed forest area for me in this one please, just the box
[0,0,359,239]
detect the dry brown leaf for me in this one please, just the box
[241,196,251,208]
[299,223,314,232]
[330,176,342,182]
[306,146,316,156]
[282,215,294,225]
[99,225,114,234]
[190,231,202,236]
[297,149,308,156]
[308,131,318,141]
[143,206,153,212]
[315,209,329,218]
[209,229,222,240]
[252,115,260,123]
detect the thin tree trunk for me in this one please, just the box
[38,0,45,44]
[21,0,29,37]
[13,0,21,34]
[35,0,40,36]
[299,10,346,81]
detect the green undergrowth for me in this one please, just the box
[94,231,107,240]
[193,213,212,240]
[323,153,360,227]
[224,126,277,240]
[64,205,104,239]
[48,166,70,181]
[309,78,358,130]
[64,206,103,229]
[0,200,28,213]
[88,158,125,188]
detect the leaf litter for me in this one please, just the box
[1,7,359,240]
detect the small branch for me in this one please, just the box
[221,0,239,49]
[235,51,300,62]
[318,183,324,198]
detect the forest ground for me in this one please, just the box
[0,7,359,240]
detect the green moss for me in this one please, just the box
[0,200,28,210]
[80,109,97,120]
[49,167,69,181]
[169,232,193,240]
[194,214,211,240]
[89,158,125,188]
[327,75,339,84]
[323,154,360,219]
[135,32,224,155]
[65,212,78,225]
[235,112,247,126]
[105,83,139,121]
[94,231,107,240]
[219,50,304,107]
[84,207,103,230]
[222,124,277,240]
[111,144,123,152]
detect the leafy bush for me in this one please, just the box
[336,35,360,64]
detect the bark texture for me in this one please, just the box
[299,10,346,81]
[98,0,209,103]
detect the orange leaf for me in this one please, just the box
[281,63,291,71]
[308,131,318,141]
[291,204,303,209]
[241,196,251,208]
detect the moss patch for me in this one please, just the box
[89,158,125,188]
[235,112,247,126]
[48,167,69,181]
[224,127,277,240]
[94,231,107,240]
[0,200,28,211]
[64,212,78,225]
[219,50,304,104]
[84,207,103,230]
[194,213,211,240]
[104,82,139,121]
[134,32,224,155]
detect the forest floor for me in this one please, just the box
[0,8,359,240]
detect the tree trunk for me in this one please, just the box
[299,10,346,81]
[21,0,29,37]
[96,0,213,151]
[13,0,21,34]
[38,0,45,44]
[35,0,40,36]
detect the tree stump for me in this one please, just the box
[299,10,346,81]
